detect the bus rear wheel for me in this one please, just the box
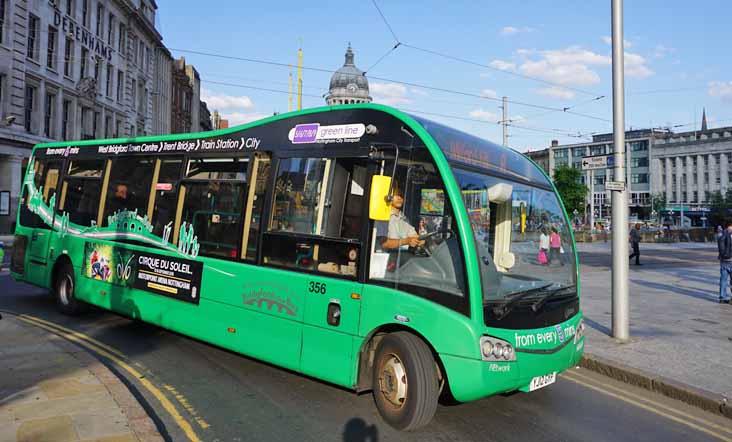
[372,332,439,431]
[54,263,86,316]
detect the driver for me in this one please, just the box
[378,188,425,251]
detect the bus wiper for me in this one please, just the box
[530,285,577,313]
[492,283,553,321]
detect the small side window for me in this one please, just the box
[19,158,62,229]
[58,159,105,226]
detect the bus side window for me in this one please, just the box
[101,156,156,226]
[57,159,105,227]
[149,157,184,237]
[19,158,62,229]
[262,157,365,278]
[177,157,248,259]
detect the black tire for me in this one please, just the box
[372,332,439,431]
[54,262,86,315]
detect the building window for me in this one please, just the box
[63,38,73,77]
[96,4,104,37]
[93,111,99,138]
[80,48,88,77]
[594,175,605,185]
[0,0,7,46]
[116,70,124,101]
[631,173,648,184]
[27,15,39,60]
[82,0,90,28]
[131,35,137,64]
[590,145,605,156]
[65,0,73,15]
[93,58,100,82]
[554,149,568,159]
[62,99,71,140]
[106,63,113,97]
[107,13,115,44]
[631,157,649,168]
[24,85,35,132]
[104,115,112,138]
[115,119,122,137]
[47,26,58,69]
[138,40,144,66]
[630,141,648,152]
[131,78,137,104]
[44,93,55,138]
[118,24,126,54]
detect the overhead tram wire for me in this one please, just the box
[371,0,400,43]
[167,47,612,124]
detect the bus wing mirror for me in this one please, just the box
[369,175,392,221]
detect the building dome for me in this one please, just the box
[326,44,372,105]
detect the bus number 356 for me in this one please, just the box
[308,281,327,295]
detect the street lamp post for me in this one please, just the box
[611,0,630,342]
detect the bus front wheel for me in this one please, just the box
[54,263,85,316]
[372,332,439,431]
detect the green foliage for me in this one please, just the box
[708,190,732,227]
[552,165,588,216]
[650,193,666,211]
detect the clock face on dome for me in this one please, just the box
[346,83,359,93]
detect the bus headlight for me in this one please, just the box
[480,336,516,362]
[574,319,586,344]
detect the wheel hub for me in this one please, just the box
[379,354,407,407]
[59,275,72,305]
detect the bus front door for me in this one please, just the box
[24,160,62,285]
[300,273,363,387]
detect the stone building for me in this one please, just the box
[171,57,192,133]
[325,44,371,105]
[0,0,171,234]
[524,148,550,175]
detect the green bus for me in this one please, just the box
[11,103,584,430]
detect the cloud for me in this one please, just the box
[201,89,255,111]
[222,112,270,126]
[601,36,632,48]
[469,109,498,122]
[536,87,575,100]
[489,59,516,71]
[653,44,676,59]
[501,26,534,36]
[624,52,654,78]
[480,89,498,99]
[371,82,411,106]
[410,88,429,97]
[709,81,732,101]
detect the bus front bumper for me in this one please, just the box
[440,334,584,403]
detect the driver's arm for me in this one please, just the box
[380,217,423,250]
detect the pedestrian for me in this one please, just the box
[717,223,732,304]
[549,227,563,266]
[629,223,642,265]
[716,225,724,240]
[538,228,550,265]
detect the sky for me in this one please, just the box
[156,0,731,152]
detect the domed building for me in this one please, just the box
[326,44,372,105]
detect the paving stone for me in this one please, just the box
[578,241,732,399]
[72,410,131,440]
[39,378,106,399]
[16,415,78,442]
[10,391,118,421]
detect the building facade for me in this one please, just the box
[548,130,659,221]
[651,126,732,210]
[524,148,550,175]
[0,0,170,234]
[325,44,371,105]
[547,122,732,224]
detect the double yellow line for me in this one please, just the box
[7,312,202,442]
[562,369,732,442]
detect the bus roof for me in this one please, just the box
[34,103,549,186]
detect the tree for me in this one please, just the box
[708,190,732,227]
[552,165,588,217]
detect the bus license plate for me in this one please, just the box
[529,372,556,391]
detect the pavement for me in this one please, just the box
[577,240,732,418]
[0,313,164,442]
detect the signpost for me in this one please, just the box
[605,181,626,192]
[581,154,614,171]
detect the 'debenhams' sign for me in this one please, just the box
[50,1,115,62]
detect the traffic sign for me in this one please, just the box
[581,154,614,170]
[605,180,626,191]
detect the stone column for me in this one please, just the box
[686,156,694,207]
[651,158,663,195]
[721,153,729,195]
[697,155,705,203]
[708,154,717,196]
[675,157,683,203]
[665,157,673,203]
